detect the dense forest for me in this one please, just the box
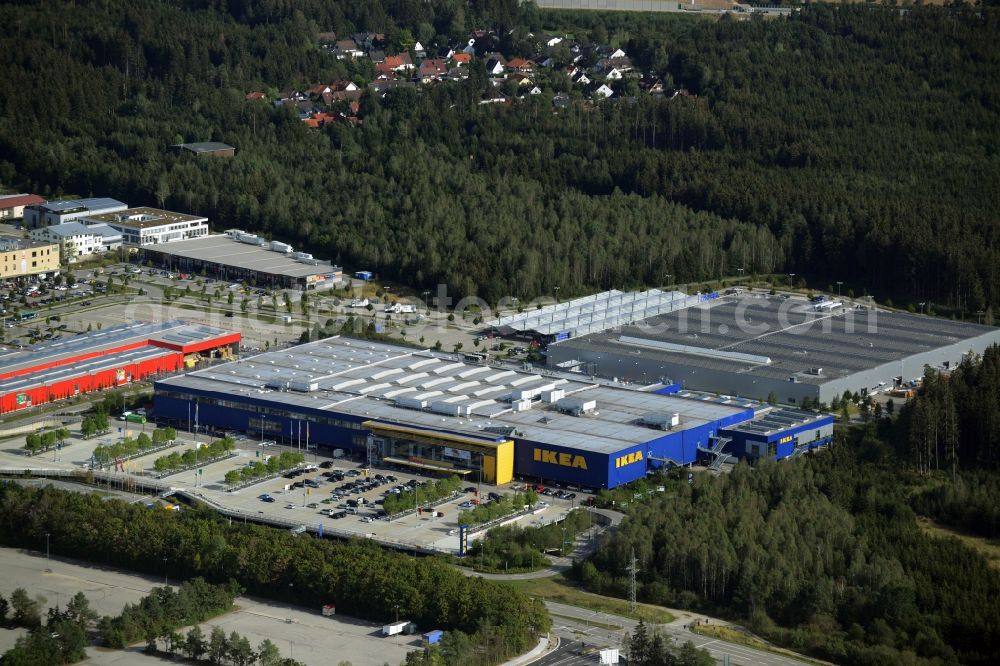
[579,347,1000,665]
[0,485,549,665]
[0,1,998,311]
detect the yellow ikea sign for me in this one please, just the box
[778,435,794,445]
[615,451,644,468]
[533,448,588,470]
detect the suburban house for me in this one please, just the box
[507,58,535,74]
[592,84,614,99]
[595,66,623,81]
[452,53,472,66]
[485,57,505,76]
[0,194,45,221]
[639,75,665,95]
[383,53,414,73]
[244,91,266,101]
[334,39,364,59]
[418,59,448,82]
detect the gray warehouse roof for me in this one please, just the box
[158,337,756,455]
[141,235,339,279]
[491,289,698,338]
[553,295,1000,385]
[31,198,127,214]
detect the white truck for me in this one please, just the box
[382,621,408,636]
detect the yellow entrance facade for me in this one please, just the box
[364,421,514,485]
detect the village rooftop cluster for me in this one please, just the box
[247,29,683,128]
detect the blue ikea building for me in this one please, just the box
[720,408,835,460]
[153,337,831,490]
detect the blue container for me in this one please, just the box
[423,630,443,645]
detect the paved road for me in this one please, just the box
[543,601,812,666]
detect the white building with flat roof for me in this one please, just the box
[30,222,122,258]
[81,207,209,246]
[23,197,127,228]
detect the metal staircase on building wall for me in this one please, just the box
[699,436,733,471]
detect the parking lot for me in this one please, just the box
[0,547,414,666]
[0,425,583,555]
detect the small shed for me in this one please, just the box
[354,270,373,281]
[322,604,336,616]
[423,630,443,645]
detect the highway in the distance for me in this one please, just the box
[542,600,812,666]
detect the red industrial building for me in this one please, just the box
[0,320,239,413]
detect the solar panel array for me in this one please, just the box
[490,289,699,337]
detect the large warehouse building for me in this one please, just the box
[139,230,343,289]
[546,294,1000,405]
[0,321,240,414]
[153,337,832,489]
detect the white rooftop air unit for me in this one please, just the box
[541,389,565,403]
[270,241,293,253]
[512,399,532,412]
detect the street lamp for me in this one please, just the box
[787,273,796,290]
[45,532,51,572]
[422,290,430,312]
[664,274,672,289]
[836,281,843,298]
[163,556,168,586]
[554,286,560,303]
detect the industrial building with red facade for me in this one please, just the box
[0,321,240,413]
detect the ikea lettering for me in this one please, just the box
[778,435,794,445]
[533,448,588,470]
[615,451,644,468]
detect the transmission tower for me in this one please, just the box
[627,548,639,612]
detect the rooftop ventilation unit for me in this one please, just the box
[807,367,824,375]
[641,412,681,430]
[396,396,428,410]
[512,399,532,412]
[556,397,596,416]
[541,389,565,403]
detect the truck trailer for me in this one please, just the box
[382,621,408,636]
